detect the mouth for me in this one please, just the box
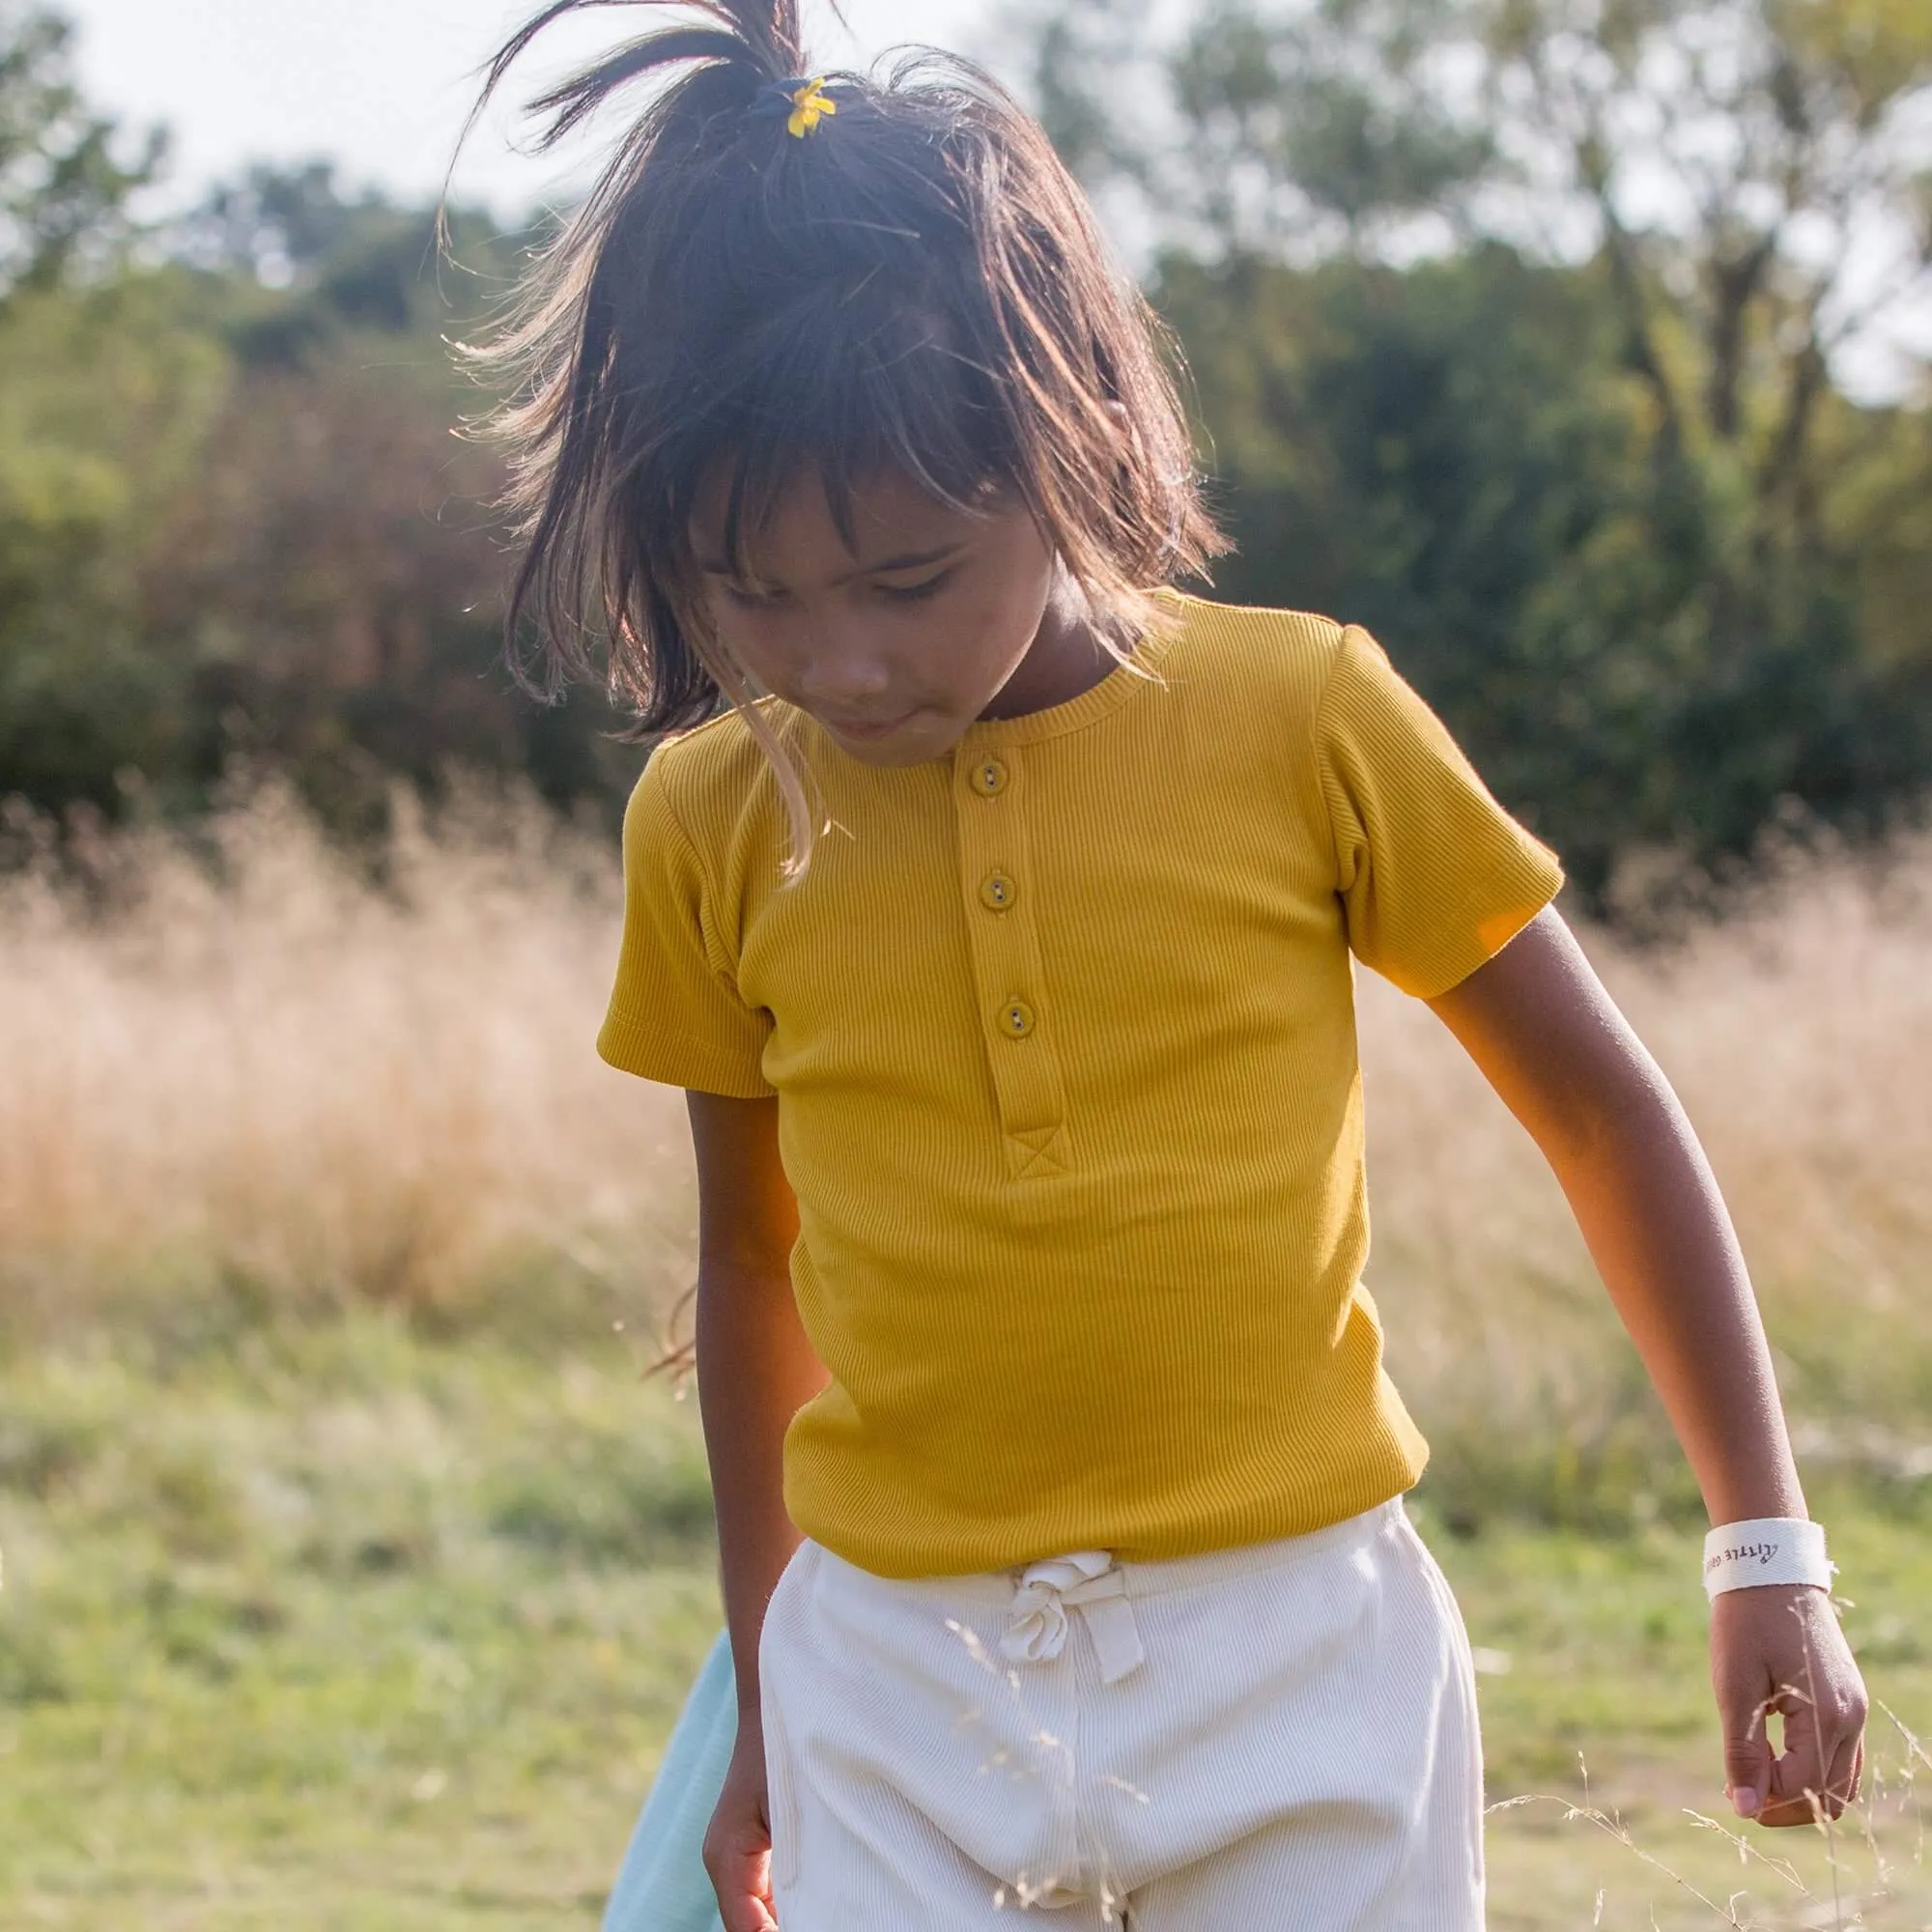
[824,710,918,743]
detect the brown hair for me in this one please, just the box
[464,0,1224,861]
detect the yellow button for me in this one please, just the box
[980,871,1017,912]
[999,999,1037,1039]
[968,756,1009,799]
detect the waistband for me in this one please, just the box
[809,1495,1408,1616]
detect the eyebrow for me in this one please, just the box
[696,540,969,585]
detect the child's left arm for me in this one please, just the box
[1427,906,1867,1828]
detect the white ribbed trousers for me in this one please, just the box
[758,1498,1484,1929]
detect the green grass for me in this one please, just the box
[0,1314,722,1929]
[1427,1502,1932,1929]
[5,1310,1931,1928]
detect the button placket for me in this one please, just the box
[952,745,1069,1176]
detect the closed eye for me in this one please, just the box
[877,570,954,605]
[720,581,787,609]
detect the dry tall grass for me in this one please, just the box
[1358,841,1932,1508]
[0,786,695,1336]
[4,789,1928,1494]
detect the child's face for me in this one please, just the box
[689,466,1074,766]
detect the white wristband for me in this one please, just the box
[1702,1519,1834,1600]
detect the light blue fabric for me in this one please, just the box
[603,1630,737,1932]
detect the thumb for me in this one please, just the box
[1717,1667,1773,1820]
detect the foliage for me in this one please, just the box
[0,143,637,833]
[1,2,1930,899]
[0,1,156,300]
[0,275,226,811]
[1031,0,1932,905]
[0,0,631,832]
[1162,243,1932,896]
[0,10,178,811]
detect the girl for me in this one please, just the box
[470,6,1867,1927]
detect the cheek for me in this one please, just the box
[698,597,789,685]
[956,555,1056,670]
[988,519,1059,619]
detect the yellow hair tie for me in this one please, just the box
[783,75,837,139]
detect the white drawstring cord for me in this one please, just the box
[1000,1551,1147,1686]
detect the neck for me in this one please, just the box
[980,579,1119,722]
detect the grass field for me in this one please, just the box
[4,793,1931,1927]
[6,1313,1932,1929]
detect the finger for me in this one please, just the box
[1717,1677,1774,1822]
[722,1897,780,1932]
[1823,1724,1863,1817]
[1761,1690,1828,1829]
[716,1865,780,1932]
[1776,1675,1864,1826]
[706,1835,777,1932]
[1822,1658,1870,1819]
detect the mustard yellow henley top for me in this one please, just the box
[599,596,1563,1577]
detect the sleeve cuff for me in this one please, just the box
[596,1009,777,1099]
[1404,857,1565,1001]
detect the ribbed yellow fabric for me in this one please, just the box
[599,597,1563,1577]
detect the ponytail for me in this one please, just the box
[469,0,809,151]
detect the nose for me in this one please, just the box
[791,624,895,714]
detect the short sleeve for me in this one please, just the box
[1316,624,1563,999]
[596,752,777,1097]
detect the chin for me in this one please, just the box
[826,715,963,767]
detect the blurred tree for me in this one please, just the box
[172,161,523,360]
[0,135,634,832]
[0,1,156,300]
[1163,244,1932,896]
[0,275,229,811]
[1049,0,1932,449]
[7,0,1925,902]
[1029,0,1932,906]
[138,169,635,835]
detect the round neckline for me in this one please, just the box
[790,591,1191,770]
[956,591,1187,752]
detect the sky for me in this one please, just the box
[62,0,997,218]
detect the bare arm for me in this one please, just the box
[687,1090,823,1931]
[689,1090,821,1711]
[1428,907,1865,1824]
[1427,908,1798,1522]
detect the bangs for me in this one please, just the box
[665,284,1012,578]
[595,76,1030,585]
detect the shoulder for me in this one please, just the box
[1161,591,1349,708]
[616,701,804,928]
[630,699,799,855]
[1152,593,1357,773]
[646,698,787,802]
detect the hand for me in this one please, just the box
[1712,1583,1867,1827]
[703,1719,781,1931]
